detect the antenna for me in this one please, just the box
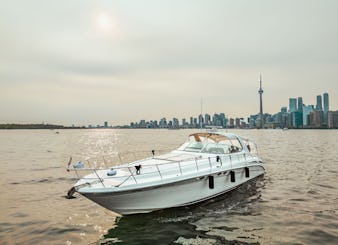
[200,97,203,129]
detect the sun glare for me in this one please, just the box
[96,13,112,32]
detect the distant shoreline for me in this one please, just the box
[0,124,84,130]
[0,124,337,130]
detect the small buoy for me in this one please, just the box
[230,171,235,182]
[208,176,214,189]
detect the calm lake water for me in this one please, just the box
[0,129,337,245]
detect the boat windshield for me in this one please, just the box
[182,141,204,152]
[178,133,243,154]
[241,137,258,155]
[200,143,228,154]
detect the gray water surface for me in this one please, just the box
[0,129,337,244]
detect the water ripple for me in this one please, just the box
[1,129,338,245]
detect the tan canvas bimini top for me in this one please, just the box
[189,132,232,143]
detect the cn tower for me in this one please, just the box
[258,73,264,128]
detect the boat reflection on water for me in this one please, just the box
[99,176,265,245]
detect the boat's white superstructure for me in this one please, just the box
[68,132,264,215]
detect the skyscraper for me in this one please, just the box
[173,118,179,128]
[328,111,338,128]
[316,95,323,111]
[258,73,264,128]
[220,113,227,127]
[302,105,314,126]
[198,114,204,128]
[204,113,211,125]
[297,97,303,125]
[323,92,329,125]
[289,98,297,112]
[297,97,303,112]
[310,110,323,127]
[323,93,329,112]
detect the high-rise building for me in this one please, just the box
[182,118,186,127]
[229,118,235,128]
[235,118,241,128]
[297,97,303,112]
[204,113,211,125]
[289,98,297,112]
[323,93,329,112]
[172,118,179,128]
[213,113,221,126]
[281,113,289,128]
[249,115,257,128]
[310,110,323,127]
[198,114,204,128]
[316,95,323,111]
[189,117,193,127]
[140,120,146,128]
[193,118,198,127]
[302,105,314,126]
[323,92,329,125]
[291,111,302,128]
[278,107,288,128]
[328,111,338,128]
[220,113,227,127]
[297,97,303,125]
[159,118,167,128]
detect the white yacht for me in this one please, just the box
[67,132,264,215]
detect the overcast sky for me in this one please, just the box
[1,0,337,126]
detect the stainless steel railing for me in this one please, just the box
[69,151,259,188]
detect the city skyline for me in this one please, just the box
[1,1,338,126]
[1,88,337,129]
[116,91,337,129]
[1,87,337,128]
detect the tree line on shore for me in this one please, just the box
[0,124,84,129]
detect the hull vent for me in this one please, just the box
[230,171,235,182]
[208,176,214,189]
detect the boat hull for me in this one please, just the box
[80,165,264,215]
